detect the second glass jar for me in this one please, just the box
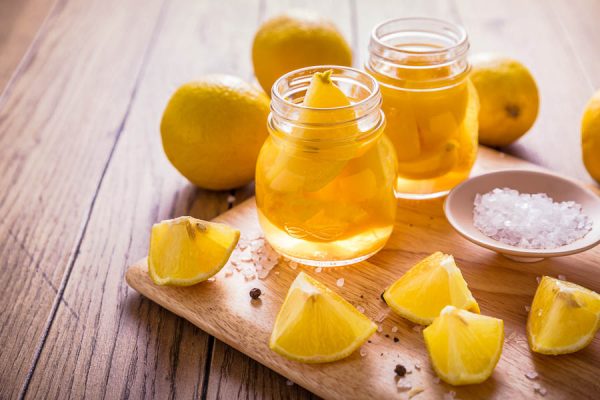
[366,17,479,199]
[255,66,397,267]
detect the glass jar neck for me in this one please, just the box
[367,18,470,90]
[269,65,385,149]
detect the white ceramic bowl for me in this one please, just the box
[444,170,600,262]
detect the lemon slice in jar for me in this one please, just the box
[424,306,504,385]
[269,272,376,363]
[148,216,240,286]
[383,252,480,325]
[527,276,600,355]
[395,140,459,180]
[265,70,355,193]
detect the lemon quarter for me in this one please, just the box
[148,216,240,286]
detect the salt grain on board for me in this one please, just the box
[525,371,539,380]
[558,274,566,280]
[315,267,322,273]
[336,278,345,287]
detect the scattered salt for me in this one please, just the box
[207,277,216,282]
[558,274,566,281]
[397,381,412,391]
[315,267,322,273]
[412,325,422,333]
[227,194,236,203]
[286,380,294,386]
[391,326,398,333]
[414,363,421,371]
[473,188,592,249]
[536,276,541,284]
[525,371,539,380]
[525,305,531,312]
[356,305,365,313]
[289,261,298,270]
[377,325,383,333]
[336,278,345,287]
[359,348,367,357]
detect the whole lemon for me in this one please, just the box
[470,53,539,147]
[160,75,270,190]
[582,89,600,183]
[252,10,352,95]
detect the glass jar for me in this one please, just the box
[366,18,479,199]
[255,66,397,267]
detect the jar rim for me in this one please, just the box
[271,65,381,112]
[370,17,468,59]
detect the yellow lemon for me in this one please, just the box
[527,276,600,355]
[269,272,376,363]
[424,306,504,385]
[470,53,539,147]
[384,252,480,325]
[582,89,600,183]
[252,10,352,95]
[160,75,270,190]
[148,216,240,286]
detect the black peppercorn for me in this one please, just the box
[249,288,262,300]
[394,364,407,377]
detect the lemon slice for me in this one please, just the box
[269,272,376,363]
[383,252,480,325]
[266,70,354,193]
[148,216,240,286]
[396,140,459,180]
[527,276,600,355]
[424,306,504,385]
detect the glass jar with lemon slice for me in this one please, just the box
[255,66,397,266]
[366,18,479,199]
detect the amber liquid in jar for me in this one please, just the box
[255,66,397,266]
[366,18,479,199]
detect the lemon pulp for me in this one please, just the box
[269,272,376,363]
[527,276,600,355]
[148,216,240,286]
[424,306,504,385]
[384,252,480,325]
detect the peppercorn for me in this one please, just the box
[249,288,262,300]
[393,337,399,343]
[394,364,407,377]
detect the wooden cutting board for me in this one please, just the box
[126,147,600,400]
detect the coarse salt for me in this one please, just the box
[473,188,592,249]
[356,305,365,313]
[558,274,566,280]
[315,267,322,273]
[336,278,345,287]
[525,371,539,380]
[391,326,398,333]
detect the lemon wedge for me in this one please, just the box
[148,216,240,286]
[527,276,600,355]
[396,140,459,180]
[424,306,504,385]
[269,272,376,363]
[383,252,480,325]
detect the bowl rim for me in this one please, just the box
[443,169,600,258]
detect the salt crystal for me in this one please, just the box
[289,261,298,270]
[525,305,531,312]
[391,326,398,333]
[414,363,421,370]
[558,274,566,281]
[274,271,280,275]
[286,380,294,386]
[207,277,216,282]
[375,310,389,323]
[377,325,383,333]
[315,267,322,273]
[525,371,539,380]
[473,188,592,249]
[224,269,233,277]
[397,381,412,391]
[412,325,422,333]
[336,278,345,287]
[227,194,236,203]
[356,305,365,313]
[359,348,367,357]
[536,276,541,284]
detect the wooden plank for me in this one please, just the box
[22,0,261,398]
[0,0,167,397]
[551,0,600,88]
[0,0,56,91]
[127,148,600,400]
[205,1,352,398]
[453,0,595,182]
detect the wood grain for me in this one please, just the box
[0,0,167,397]
[20,0,261,399]
[0,0,56,91]
[127,149,600,400]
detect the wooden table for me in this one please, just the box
[1,0,598,399]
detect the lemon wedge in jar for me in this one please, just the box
[383,252,480,325]
[395,140,459,180]
[424,306,504,385]
[527,276,600,355]
[265,70,354,193]
[269,272,376,363]
[148,216,240,286]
